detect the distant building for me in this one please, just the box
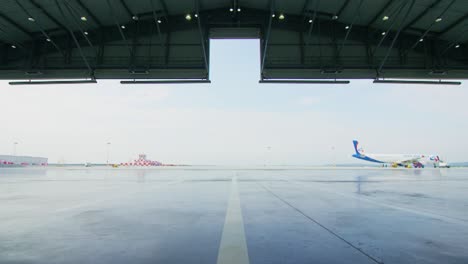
[0,155,48,167]
[120,154,162,167]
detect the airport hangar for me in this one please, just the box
[0,0,467,85]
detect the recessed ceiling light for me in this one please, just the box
[185,14,192,21]
[455,44,460,48]
[194,14,198,18]
[419,38,424,42]
[28,17,35,22]
[345,25,350,30]
[229,8,233,12]
[309,19,313,23]
[381,32,386,36]
[237,8,241,12]
[84,31,89,35]
[272,14,276,18]
[278,14,285,20]
[157,19,162,24]
[382,16,389,21]
[435,17,442,22]
[46,38,51,42]
[332,15,339,20]
[132,15,138,21]
[81,16,87,21]
[11,45,16,49]
[121,25,126,29]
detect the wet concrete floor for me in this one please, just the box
[1,167,468,264]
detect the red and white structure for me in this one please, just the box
[120,154,162,167]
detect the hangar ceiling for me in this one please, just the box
[0,0,467,82]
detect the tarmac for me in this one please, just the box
[1,167,468,264]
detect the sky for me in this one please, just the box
[1,39,468,165]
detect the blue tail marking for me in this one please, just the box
[353,140,360,155]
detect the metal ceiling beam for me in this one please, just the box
[0,27,26,50]
[301,0,313,16]
[405,0,456,54]
[259,79,350,84]
[159,0,170,22]
[9,79,97,85]
[74,0,103,27]
[15,0,64,57]
[150,0,165,59]
[402,0,442,32]
[105,0,132,56]
[372,1,407,57]
[337,0,364,56]
[121,80,210,84]
[55,0,94,76]
[378,0,416,74]
[119,0,134,19]
[305,0,319,45]
[195,0,209,77]
[29,0,68,32]
[439,12,468,36]
[129,17,140,69]
[336,0,352,18]
[373,79,461,85]
[261,0,275,77]
[63,2,95,47]
[0,12,32,38]
[367,0,395,27]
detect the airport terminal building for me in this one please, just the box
[0,155,48,167]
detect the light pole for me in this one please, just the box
[13,142,18,156]
[106,142,111,166]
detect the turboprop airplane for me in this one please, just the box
[352,140,446,168]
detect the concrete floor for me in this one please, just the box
[1,167,468,264]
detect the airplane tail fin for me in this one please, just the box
[353,140,365,155]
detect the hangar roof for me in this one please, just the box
[1,0,467,82]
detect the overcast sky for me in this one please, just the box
[1,39,468,165]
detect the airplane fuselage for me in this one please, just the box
[352,153,428,164]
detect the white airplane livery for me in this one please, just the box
[352,140,447,168]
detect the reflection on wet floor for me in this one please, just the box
[1,167,468,264]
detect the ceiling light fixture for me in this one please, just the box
[382,16,389,21]
[46,38,51,42]
[121,25,126,29]
[419,38,424,42]
[381,32,386,36]
[11,45,16,49]
[157,19,162,24]
[132,15,138,21]
[81,16,87,21]
[84,31,89,35]
[272,14,276,18]
[455,44,460,48]
[332,15,338,20]
[435,17,442,22]
[278,14,285,20]
[309,19,313,23]
[237,8,241,12]
[28,17,35,22]
[194,13,198,18]
[229,8,233,12]
[185,14,192,21]
[345,25,350,30]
